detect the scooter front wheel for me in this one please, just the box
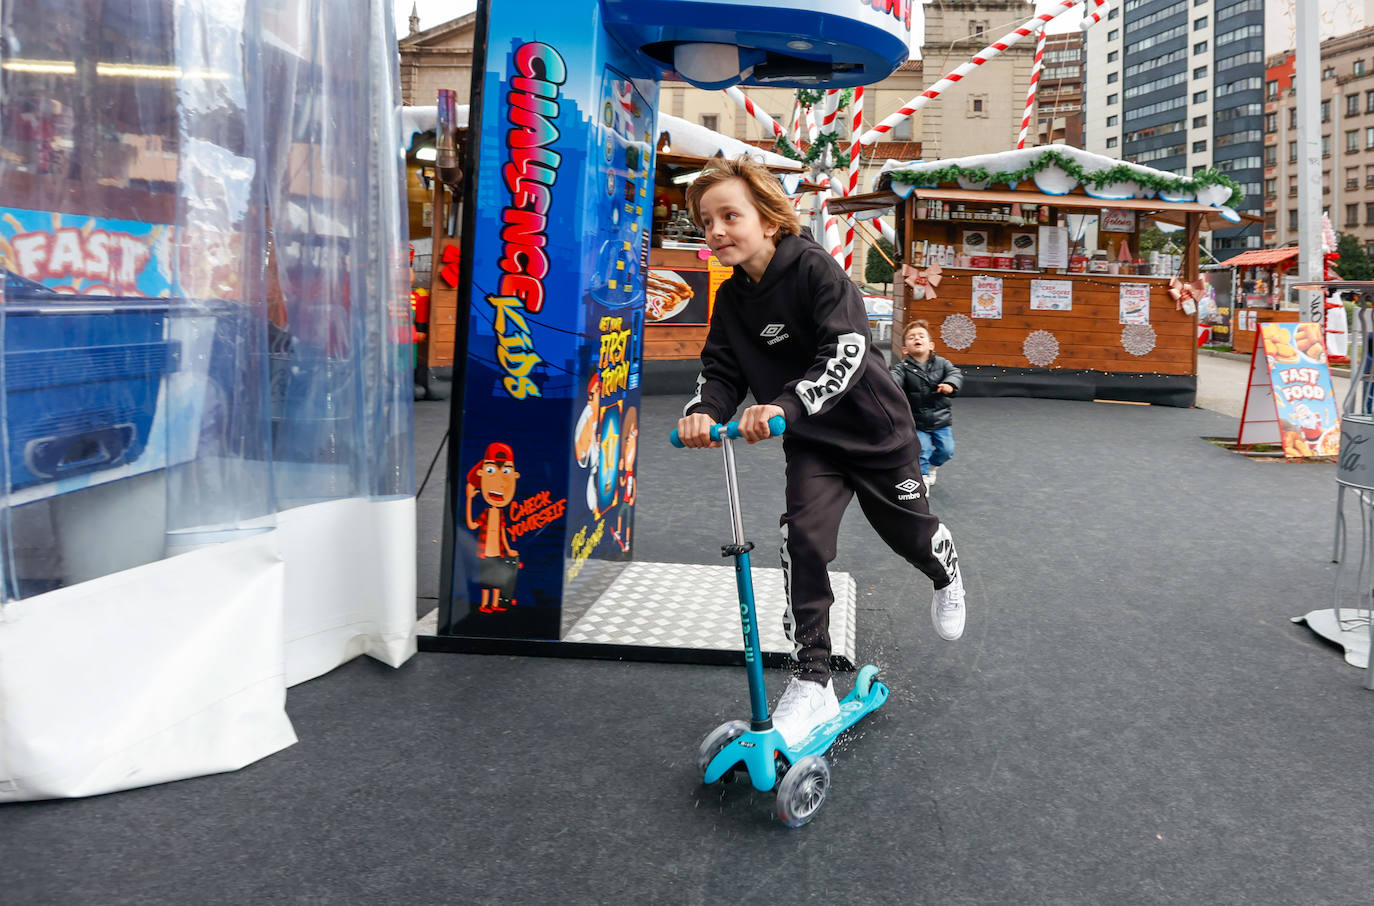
[775,755,830,827]
[697,720,749,782]
[856,664,881,698]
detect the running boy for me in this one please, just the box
[675,156,967,747]
[890,320,963,487]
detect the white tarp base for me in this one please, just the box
[0,532,296,802]
[279,496,418,687]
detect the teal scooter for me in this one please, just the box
[670,416,889,827]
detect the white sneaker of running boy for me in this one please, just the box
[930,524,965,640]
[771,677,841,748]
[925,467,938,487]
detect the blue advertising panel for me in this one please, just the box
[0,206,176,297]
[440,0,656,638]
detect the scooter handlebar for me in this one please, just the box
[669,415,786,448]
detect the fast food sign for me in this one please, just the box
[1237,322,1341,459]
[0,206,175,297]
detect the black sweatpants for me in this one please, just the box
[780,443,957,685]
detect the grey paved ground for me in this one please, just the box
[10,363,1373,906]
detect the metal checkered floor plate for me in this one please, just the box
[561,561,856,663]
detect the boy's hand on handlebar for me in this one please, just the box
[738,404,785,443]
[676,412,719,448]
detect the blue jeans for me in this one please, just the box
[915,426,955,474]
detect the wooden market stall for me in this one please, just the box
[1216,246,1341,359]
[832,147,1262,406]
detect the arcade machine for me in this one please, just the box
[425,0,912,657]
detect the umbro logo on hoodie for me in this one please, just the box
[895,478,923,500]
[760,323,790,345]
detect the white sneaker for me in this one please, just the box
[771,677,841,748]
[926,467,938,487]
[930,525,964,640]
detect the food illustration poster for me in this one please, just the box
[1118,283,1150,325]
[0,206,176,297]
[1029,279,1072,311]
[971,274,1003,319]
[1260,322,1341,458]
[647,268,711,323]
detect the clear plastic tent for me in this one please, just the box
[0,0,414,800]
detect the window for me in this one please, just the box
[1289,209,1299,231]
[1322,100,1331,122]
[1196,40,1209,54]
[1347,204,1358,227]
[1267,79,1279,98]
[894,118,912,141]
[1194,16,1207,29]
[1358,60,1367,76]
[1323,134,1331,157]
[1366,202,1374,223]
[1107,93,1118,105]
[1194,115,1208,127]
[969,94,987,117]
[970,20,987,39]
[700,114,718,132]
[1266,178,1276,195]
[1193,140,1207,152]
[1325,66,1336,79]
[1106,115,1118,126]
[1265,112,1277,133]
[1265,145,1277,165]
[1289,175,1298,195]
[1106,136,1118,148]
[1107,50,1118,62]
[1349,167,1360,188]
[1108,5,1118,16]
[1351,95,1362,117]
[1290,108,1298,129]
[1367,89,1374,112]
[1349,130,1360,152]
[1194,65,1208,79]
[1193,90,1207,103]
[1366,164,1374,184]
[1108,28,1119,40]
[1367,125,1374,147]
[1289,141,1297,161]
[1107,72,1118,83]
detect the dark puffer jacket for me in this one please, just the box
[890,354,963,432]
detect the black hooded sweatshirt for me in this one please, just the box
[685,232,918,469]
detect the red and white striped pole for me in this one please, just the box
[723,85,786,140]
[843,86,864,274]
[858,0,1106,146]
[1017,29,1047,149]
[1078,0,1114,30]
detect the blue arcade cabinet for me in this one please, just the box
[426,0,911,655]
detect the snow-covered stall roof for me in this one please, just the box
[876,146,1245,221]
[401,105,468,144]
[655,113,803,171]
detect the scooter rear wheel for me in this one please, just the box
[697,720,748,782]
[856,664,881,698]
[775,755,830,827]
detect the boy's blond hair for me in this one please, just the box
[904,319,931,337]
[684,156,801,239]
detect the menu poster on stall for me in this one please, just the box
[1038,225,1068,268]
[1238,322,1341,458]
[1030,279,1073,311]
[971,274,1003,319]
[1119,283,1150,324]
[0,206,176,297]
[962,230,989,256]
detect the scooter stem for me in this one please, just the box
[721,436,771,728]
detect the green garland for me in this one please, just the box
[772,89,856,168]
[881,148,1244,208]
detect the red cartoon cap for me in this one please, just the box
[483,441,514,464]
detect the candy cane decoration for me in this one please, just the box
[789,98,803,146]
[843,87,864,274]
[1078,0,1114,30]
[877,218,896,245]
[723,85,785,140]
[859,0,1106,146]
[1016,29,1047,150]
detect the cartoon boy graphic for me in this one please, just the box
[613,405,638,552]
[465,441,521,613]
[574,373,602,511]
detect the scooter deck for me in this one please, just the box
[704,675,890,792]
